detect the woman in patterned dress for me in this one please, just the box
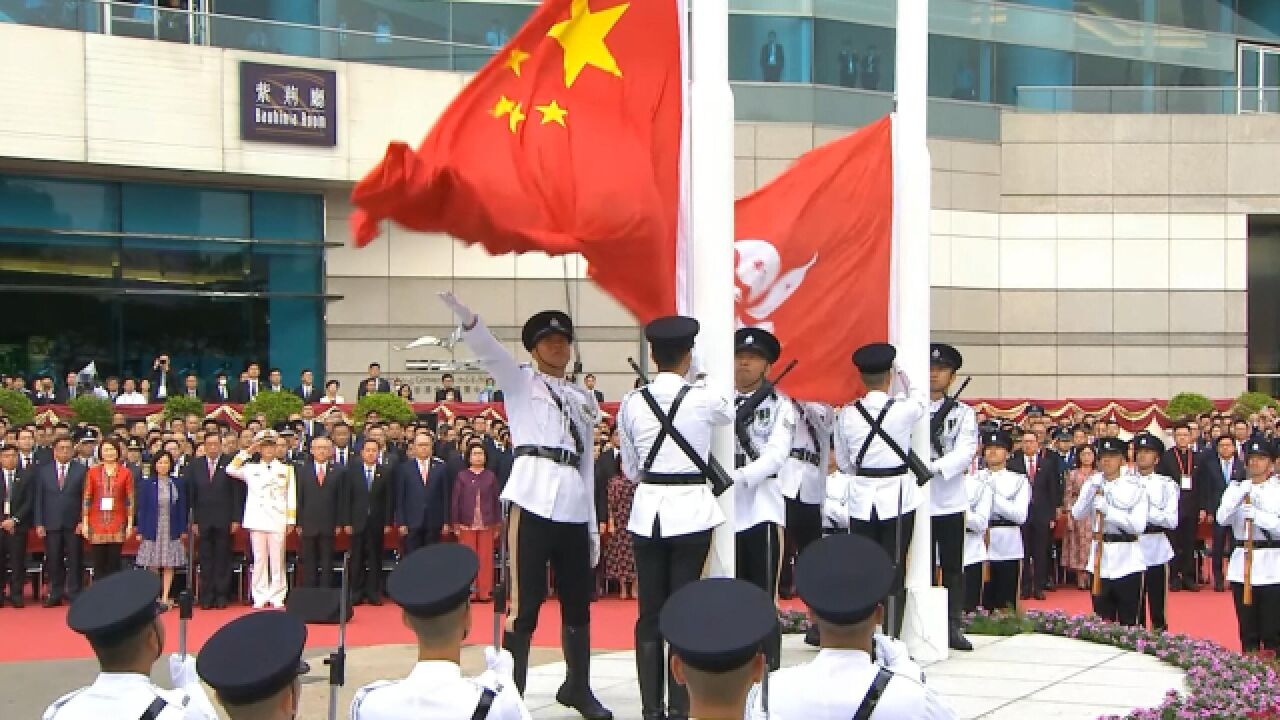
[135,451,189,608]
[1063,445,1097,590]
[605,468,637,599]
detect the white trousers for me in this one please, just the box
[250,530,287,608]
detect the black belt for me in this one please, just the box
[1236,540,1280,550]
[1143,526,1170,535]
[1103,533,1138,543]
[789,449,821,466]
[856,465,908,478]
[514,445,580,467]
[643,472,705,486]
[989,518,1018,528]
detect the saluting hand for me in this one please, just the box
[438,292,477,328]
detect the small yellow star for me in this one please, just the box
[507,102,526,133]
[505,48,531,77]
[491,95,516,118]
[547,0,629,88]
[535,100,569,127]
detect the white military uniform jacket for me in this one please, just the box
[779,401,834,505]
[1217,477,1280,585]
[928,398,978,516]
[463,319,600,527]
[963,472,994,567]
[835,388,928,522]
[1071,474,1150,580]
[617,371,734,538]
[351,662,531,720]
[226,456,296,533]
[981,467,1029,562]
[748,648,958,720]
[733,388,796,530]
[43,673,218,720]
[1137,471,1178,567]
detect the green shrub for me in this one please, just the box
[1233,391,1280,417]
[963,608,1037,636]
[163,395,206,422]
[69,395,114,428]
[1165,392,1214,421]
[0,388,35,426]
[242,390,303,428]
[353,392,414,429]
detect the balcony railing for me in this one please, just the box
[1015,86,1278,114]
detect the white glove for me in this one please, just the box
[484,647,514,680]
[588,531,601,568]
[1242,504,1257,521]
[168,653,199,689]
[438,291,476,327]
[1093,495,1111,516]
[873,634,924,681]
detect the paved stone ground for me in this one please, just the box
[10,634,1182,719]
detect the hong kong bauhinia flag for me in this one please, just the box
[733,116,895,406]
[350,0,684,323]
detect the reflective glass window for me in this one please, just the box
[729,15,813,83]
[812,19,893,91]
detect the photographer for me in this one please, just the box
[149,354,179,402]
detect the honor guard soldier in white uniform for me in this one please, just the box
[1216,437,1280,653]
[752,534,958,720]
[731,327,796,670]
[925,343,979,650]
[661,578,778,720]
[974,428,1029,612]
[617,316,734,720]
[226,429,297,610]
[834,342,926,637]
[197,611,310,720]
[351,544,532,720]
[439,292,609,720]
[43,569,218,720]
[1132,433,1178,632]
[778,399,833,600]
[1071,437,1149,626]
[961,441,995,613]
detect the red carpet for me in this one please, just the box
[0,585,1242,664]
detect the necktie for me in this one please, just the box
[1224,459,1231,481]
[420,461,428,485]
[1028,454,1037,480]
[338,449,346,465]
[208,458,216,480]
[366,466,373,490]
[317,464,326,487]
[57,464,65,490]
[250,380,257,396]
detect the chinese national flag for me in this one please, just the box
[350,0,683,323]
[734,116,895,406]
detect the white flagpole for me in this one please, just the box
[688,0,736,577]
[897,0,948,662]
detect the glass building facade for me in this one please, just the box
[0,176,325,383]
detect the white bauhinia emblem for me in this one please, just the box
[734,239,818,333]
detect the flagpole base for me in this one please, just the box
[902,585,949,664]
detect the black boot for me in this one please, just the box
[636,641,666,720]
[556,625,613,720]
[947,582,972,651]
[948,625,973,651]
[502,630,532,695]
[764,626,782,672]
[667,644,690,720]
[803,624,820,647]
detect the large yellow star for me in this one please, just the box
[507,102,526,133]
[546,0,629,88]
[491,95,516,118]
[505,48,530,77]
[536,100,569,127]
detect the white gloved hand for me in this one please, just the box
[438,291,477,327]
[484,647,515,680]
[168,653,199,688]
[1093,495,1111,516]
[588,531,601,568]
[873,634,924,681]
[1242,504,1257,521]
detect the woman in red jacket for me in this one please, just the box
[451,442,502,601]
[82,436,135,581]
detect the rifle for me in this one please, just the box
[1092,483,1105,596]
[178,505,195,658]
[734,359,799,463]
[494,500,510,646]
[326,552,351,720]
[626,358,734,497]
[930,376,973,457]
[1244,494,1254,606]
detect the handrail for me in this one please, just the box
[0,224,335,249]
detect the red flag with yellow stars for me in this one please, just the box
[351,0,683,323]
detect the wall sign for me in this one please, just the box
[240,62,336,147]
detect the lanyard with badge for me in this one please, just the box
[1174,448,1194,491]
[100,467,116,515]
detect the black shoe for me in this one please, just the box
[949,627,973,652]
[215,599,228,609]
[1032,591,1046,601]
[804,625,820,647]
[1044,581,1056,592]
[200,600,213,610]
[1182,578,1200,592]
[778,586,794,600]
[502,630,533,695]
[369,595,383,606]
[1020,592,1032,600]
[1169,578,1182,592]
[352,597,367,606]
[42,596,62,608]
[556,625,613,720]
[9,598,23,609]
[1214,581,1225,593]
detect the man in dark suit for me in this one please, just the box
[295,369,323,404]
[187,433,244,609]
[359,363,392,398]
[293,436,342,589]
[236,362,263,403]
[343,438,393,605]
[760,30,784,82]
[15,427,43,471]
[434,373,460,402]
[1195,434,1244,592]
[0,446,34,606]
[34,437,86,606]
[148,354,180,401]
[330,422,355,467]
[180,372,202,400]
[54,371,80,404]
[395,431,449,554]
[205,372,233,403]
[583,373,605,404]
[1008,431,1063,600]
[1158,422,1202,592]
[837,38,858,87]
